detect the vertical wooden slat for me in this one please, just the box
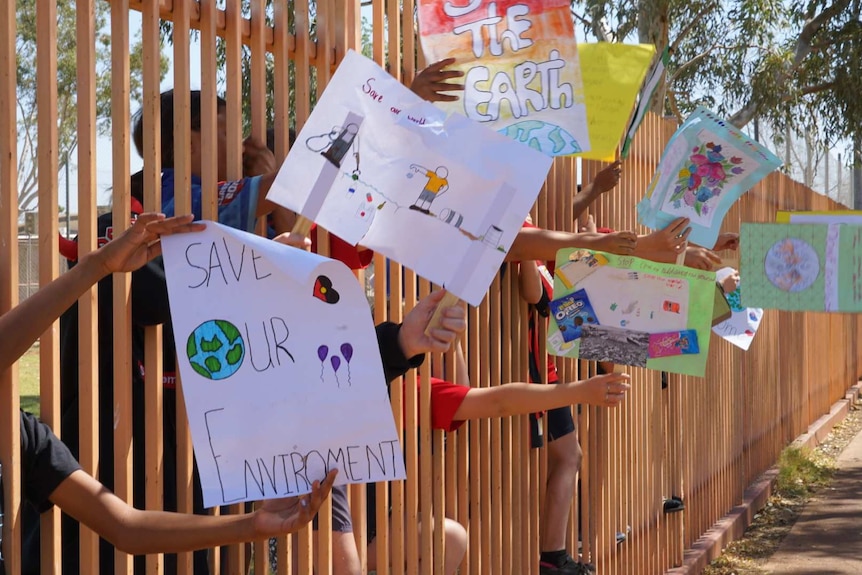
[76,0,100,570]
[36,0,61,569]
[170,1,194,574]
[0,0,19,572]
[141,2,165,575]
[110,1,133,573]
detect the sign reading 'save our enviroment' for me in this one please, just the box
[162,222,405,508]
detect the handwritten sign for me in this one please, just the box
[741,222,862,312]
[548,249,715,376]
[637,107,782,249]
[711,267,763,350]
[417,0,591,156]
[161,222,406,507]
[268,50,552,306]
[575,43,655,161]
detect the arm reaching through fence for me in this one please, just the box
[0,214,204,374]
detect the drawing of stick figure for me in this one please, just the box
[408,164,449,215]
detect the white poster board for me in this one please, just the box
[268,50,552,306]
[711,267,763,351]
[162,222,405,508]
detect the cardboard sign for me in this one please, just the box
[741,222,862,312]
[162,222,406,507]
[548,249,715,376]
[267,50,552,306]
[637,107,782,248]
[417,0,591,156]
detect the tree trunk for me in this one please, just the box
[638,0,669,116]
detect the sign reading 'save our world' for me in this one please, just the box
[162,222,405,508]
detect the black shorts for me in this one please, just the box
[312,484,354,532]
[531,403,576,448]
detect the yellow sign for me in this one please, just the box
[776,210,862,223]
[575,43,656,161]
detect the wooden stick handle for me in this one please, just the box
[675,240,688,266]
[424,291,461,336]
[292,215,314,237]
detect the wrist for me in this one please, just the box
[397,324,419,360]
[77,251,112,283]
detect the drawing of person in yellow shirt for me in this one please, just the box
[408,164,449,214]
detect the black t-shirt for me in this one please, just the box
[1,412,81,575]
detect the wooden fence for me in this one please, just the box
[1,1,860,574]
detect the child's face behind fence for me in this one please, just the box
[191,110,229,182]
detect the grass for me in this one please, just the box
[19,344,41,417]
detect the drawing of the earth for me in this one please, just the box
[186,319,245,380]
[498,120,582,155]
[764,238,819,293]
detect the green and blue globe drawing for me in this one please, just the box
[498,120,582,156]
[186,319,245,380]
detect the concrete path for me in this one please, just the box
[761,425,862,574]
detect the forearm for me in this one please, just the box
[111,508,257,554]
[0,255,106,372]
[455,381,586,420]
[571,187,599,221]
[506,228,602,262]
[255,172,279,217]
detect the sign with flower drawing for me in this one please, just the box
[637,108,781,249]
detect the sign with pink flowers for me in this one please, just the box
[637,108,781,249]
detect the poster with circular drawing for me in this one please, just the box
[764,238,819,292]
[187,319,246,380]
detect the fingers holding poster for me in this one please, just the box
[162,222,406,508]
[418,0,591,156]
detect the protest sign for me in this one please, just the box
[741,222,862,312]
[548,249,715,376]
[162,222,406,507]
[267,49,552,306]
[637,107,781,248]
[576,42,655,161]
[417,0,590,156]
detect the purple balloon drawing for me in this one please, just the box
[340,343,353,363]
[317,345,329,381]
[331,355,342,387]
[340,343,354,387]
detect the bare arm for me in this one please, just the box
[0,214,203,373]
[452,373,631,421]
[518,260,544,305]
[50,469,336,555]
[572,161,622,220]
[506,227,637,262]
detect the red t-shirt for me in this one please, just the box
[310,224,374,270]
[401,376,470,432]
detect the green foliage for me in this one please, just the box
[15,0,167,211]
[572,0,862,149]
[775,446,833,498]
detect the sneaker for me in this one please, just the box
[539,555,596,575]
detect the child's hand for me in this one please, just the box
[684,245,722,271]
[590,230,637,256]
[580,214,598,233]
[719,270,740,294]
[253,470,337,537]
[273,231,312,251]
[93,213,205,275]
[243,135,278,176]
[399,290,467,358]
[578,373,631,407]
[410,58,465,103]
[588,161,622,196]
[638,217,691,257]
[713,232,739,251]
